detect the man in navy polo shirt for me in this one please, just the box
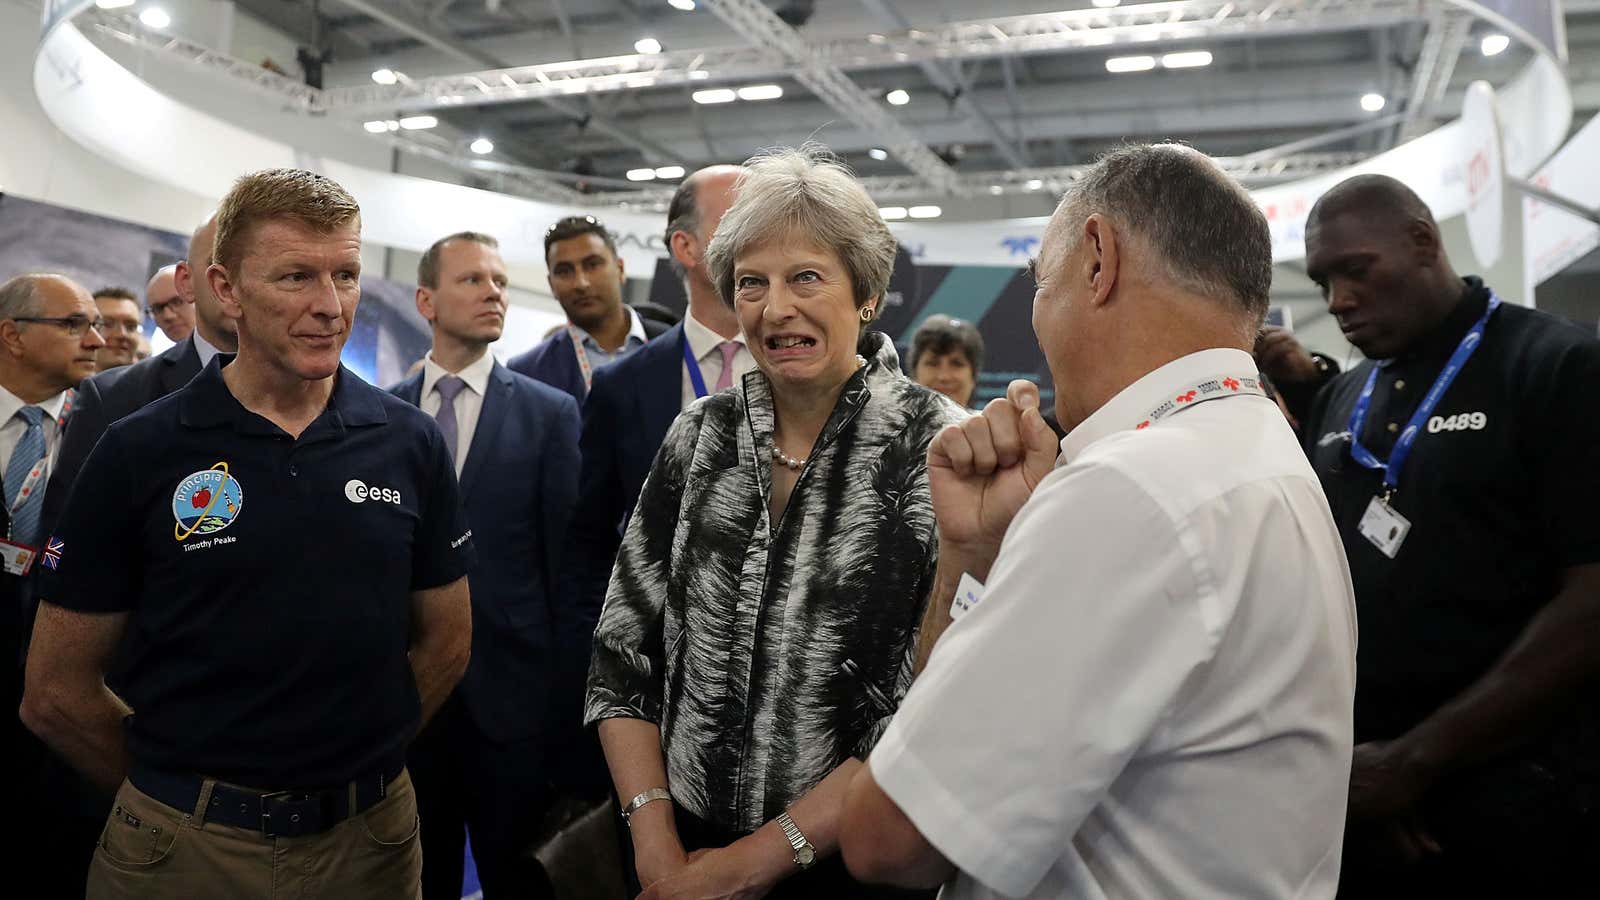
[21,168,474,900]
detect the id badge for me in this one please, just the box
[0,539,37,576]
[950,572,985,621]
[1358,496,1411,559]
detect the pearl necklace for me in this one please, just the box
[769,355,868,472]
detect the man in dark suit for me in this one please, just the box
[506,214,668,403]
[566,167,747,636]
[391,231,582,900]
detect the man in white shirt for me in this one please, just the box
[839,143,1358,899]
[390,231,581,900]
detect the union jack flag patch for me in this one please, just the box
[42,537,63,570]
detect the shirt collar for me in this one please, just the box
[1399,276,1493,366]
[0,384,67,426]
[180,355,388,431]
[1059,347,1259,465]
[683,310,745,362]
[192,329,223,367]
[422,348,494,400]
[579,306,648,352]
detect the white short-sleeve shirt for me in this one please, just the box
[871,347,1358,900]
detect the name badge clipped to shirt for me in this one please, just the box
[1358,496,1411,559]
[950,572,985,621]
[0,540,37,576]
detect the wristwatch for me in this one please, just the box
[621,787,672,826]
[776,811,817,869]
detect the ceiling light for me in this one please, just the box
[989,185,1004,195]
[737,84,783,101]
[909,206,942,219]
[868,33,886,43]
[1480,33,1510,56]
[879,207,908,221]
[138,7,171,28]
[1092,0,1121,7]
[398,115,438,130]
[688,69,710,80]
[371,68,398,85]
[1025,179,1045,191]
[868,147,889,161]
[1360,92,1386,112]
[1106,55,1156,73]
[693,88,737,104]
[635,37,663,54]
[469,137,494,155]
[668,0,696,9]
[363,120,389,134]
[654,165,686,179]
[94,0,136,8]
[885,88,911,106]
[1161,50,1213,69]
[627,168,658,182]
[385,120,400,131]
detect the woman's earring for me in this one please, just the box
[859,306,876,323]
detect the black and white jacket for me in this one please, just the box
[584,332,968,832]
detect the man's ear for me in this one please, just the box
[207,263,243,322]
[1084,214,1121,308]
[669,230,698,272]
[0,320,25,359]
[416,287,436,324]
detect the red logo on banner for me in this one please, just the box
[1176,391,1197,403]
[1136,421,1151,430]
[1223,377,1240,391]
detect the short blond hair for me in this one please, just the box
[213,169,361,274]
[705,145,896,309]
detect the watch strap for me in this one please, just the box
[776,811,816,868]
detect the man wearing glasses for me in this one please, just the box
[144,265,194,344]
[90,287,143,371]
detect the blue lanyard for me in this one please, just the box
[682,337,710,399]
[1347,293,1500,498]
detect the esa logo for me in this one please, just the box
[344,479,402,505]
[1427,412,1488,433]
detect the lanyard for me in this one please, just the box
[5,392,71,531]
[682,337,710,400]
[1133,373,1267,430]
[567,324,597,392]
[1347,293,1500,499]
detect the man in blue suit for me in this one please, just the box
[506,215,668,404]
[391,232,581,900]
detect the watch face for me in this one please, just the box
[796,845,816,867]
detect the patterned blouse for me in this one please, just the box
[584,332,968,832]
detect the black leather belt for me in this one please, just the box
[129,759,403,838]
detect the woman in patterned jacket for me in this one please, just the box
[584,145,967,899]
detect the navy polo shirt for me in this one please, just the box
[40,358,475,789]
[1305,278,1600,747]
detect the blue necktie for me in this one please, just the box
[5,406,47,545]
[434,375,467,465]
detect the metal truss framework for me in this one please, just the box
[1401,8,1476,140]
[318,0,1430,117]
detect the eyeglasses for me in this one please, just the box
[13,315,106,338]
[147,297,194,318]
[97,318,142,335]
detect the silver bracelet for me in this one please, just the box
[621,787,672,825]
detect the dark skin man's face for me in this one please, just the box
[1305,211,1448,360]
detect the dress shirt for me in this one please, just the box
[871,348,1358,900]
[420,350,495,475]
[681,311,754,407]
[579,306,649,369]
[0,386,68,481]
[191,328,224,368]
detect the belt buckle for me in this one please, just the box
[260,791,321,838]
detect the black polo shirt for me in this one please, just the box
[1305,277,1600,744]
[39,358,475,789]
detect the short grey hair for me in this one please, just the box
[705,145,896,309]
[1057,143,1272,325]
[0,274,51,320]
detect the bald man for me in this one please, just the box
[1258,174,1600,894]
[145,265,194,344]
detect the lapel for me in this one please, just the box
[640,324,686,444]
[458,361,512,497]
[159,338,202,395]
[393,372,424,407]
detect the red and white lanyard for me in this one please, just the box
[1133,374,1266,430]
[6,391,72,524]
[567,324,598,392]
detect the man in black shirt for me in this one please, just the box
[21,168,474,899]
[1259,174,1600,894]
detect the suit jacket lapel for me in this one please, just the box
[459,363,510,496]
[159,338,203,395]
[643,326,686,442]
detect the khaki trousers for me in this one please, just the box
[86,768,422,900]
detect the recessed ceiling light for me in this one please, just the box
[627,168,658,182]
[1161,50,1213,69]
[94,0,136,9]
[1360,92,1386,112]
[470,137,494,155]
[1025,179,1045,191]
[989,185,1005,195]
[635,37,663,54]
[1092,0,1121,7]
[371,68,398,85]
[398,115,438,130]
[654,165,686,179]
[138,7,171,28]
[1106,55,1156,73]
[879,207,908,220]
[1480,33,1510,56]
[737,84,783,101]
[886,88,911,106]
[868,147,889,161]
[363,121,389,134]
[692,88,738,104]
[688,70,710,80]
[668,0,696,10]
[908,205,941,219]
